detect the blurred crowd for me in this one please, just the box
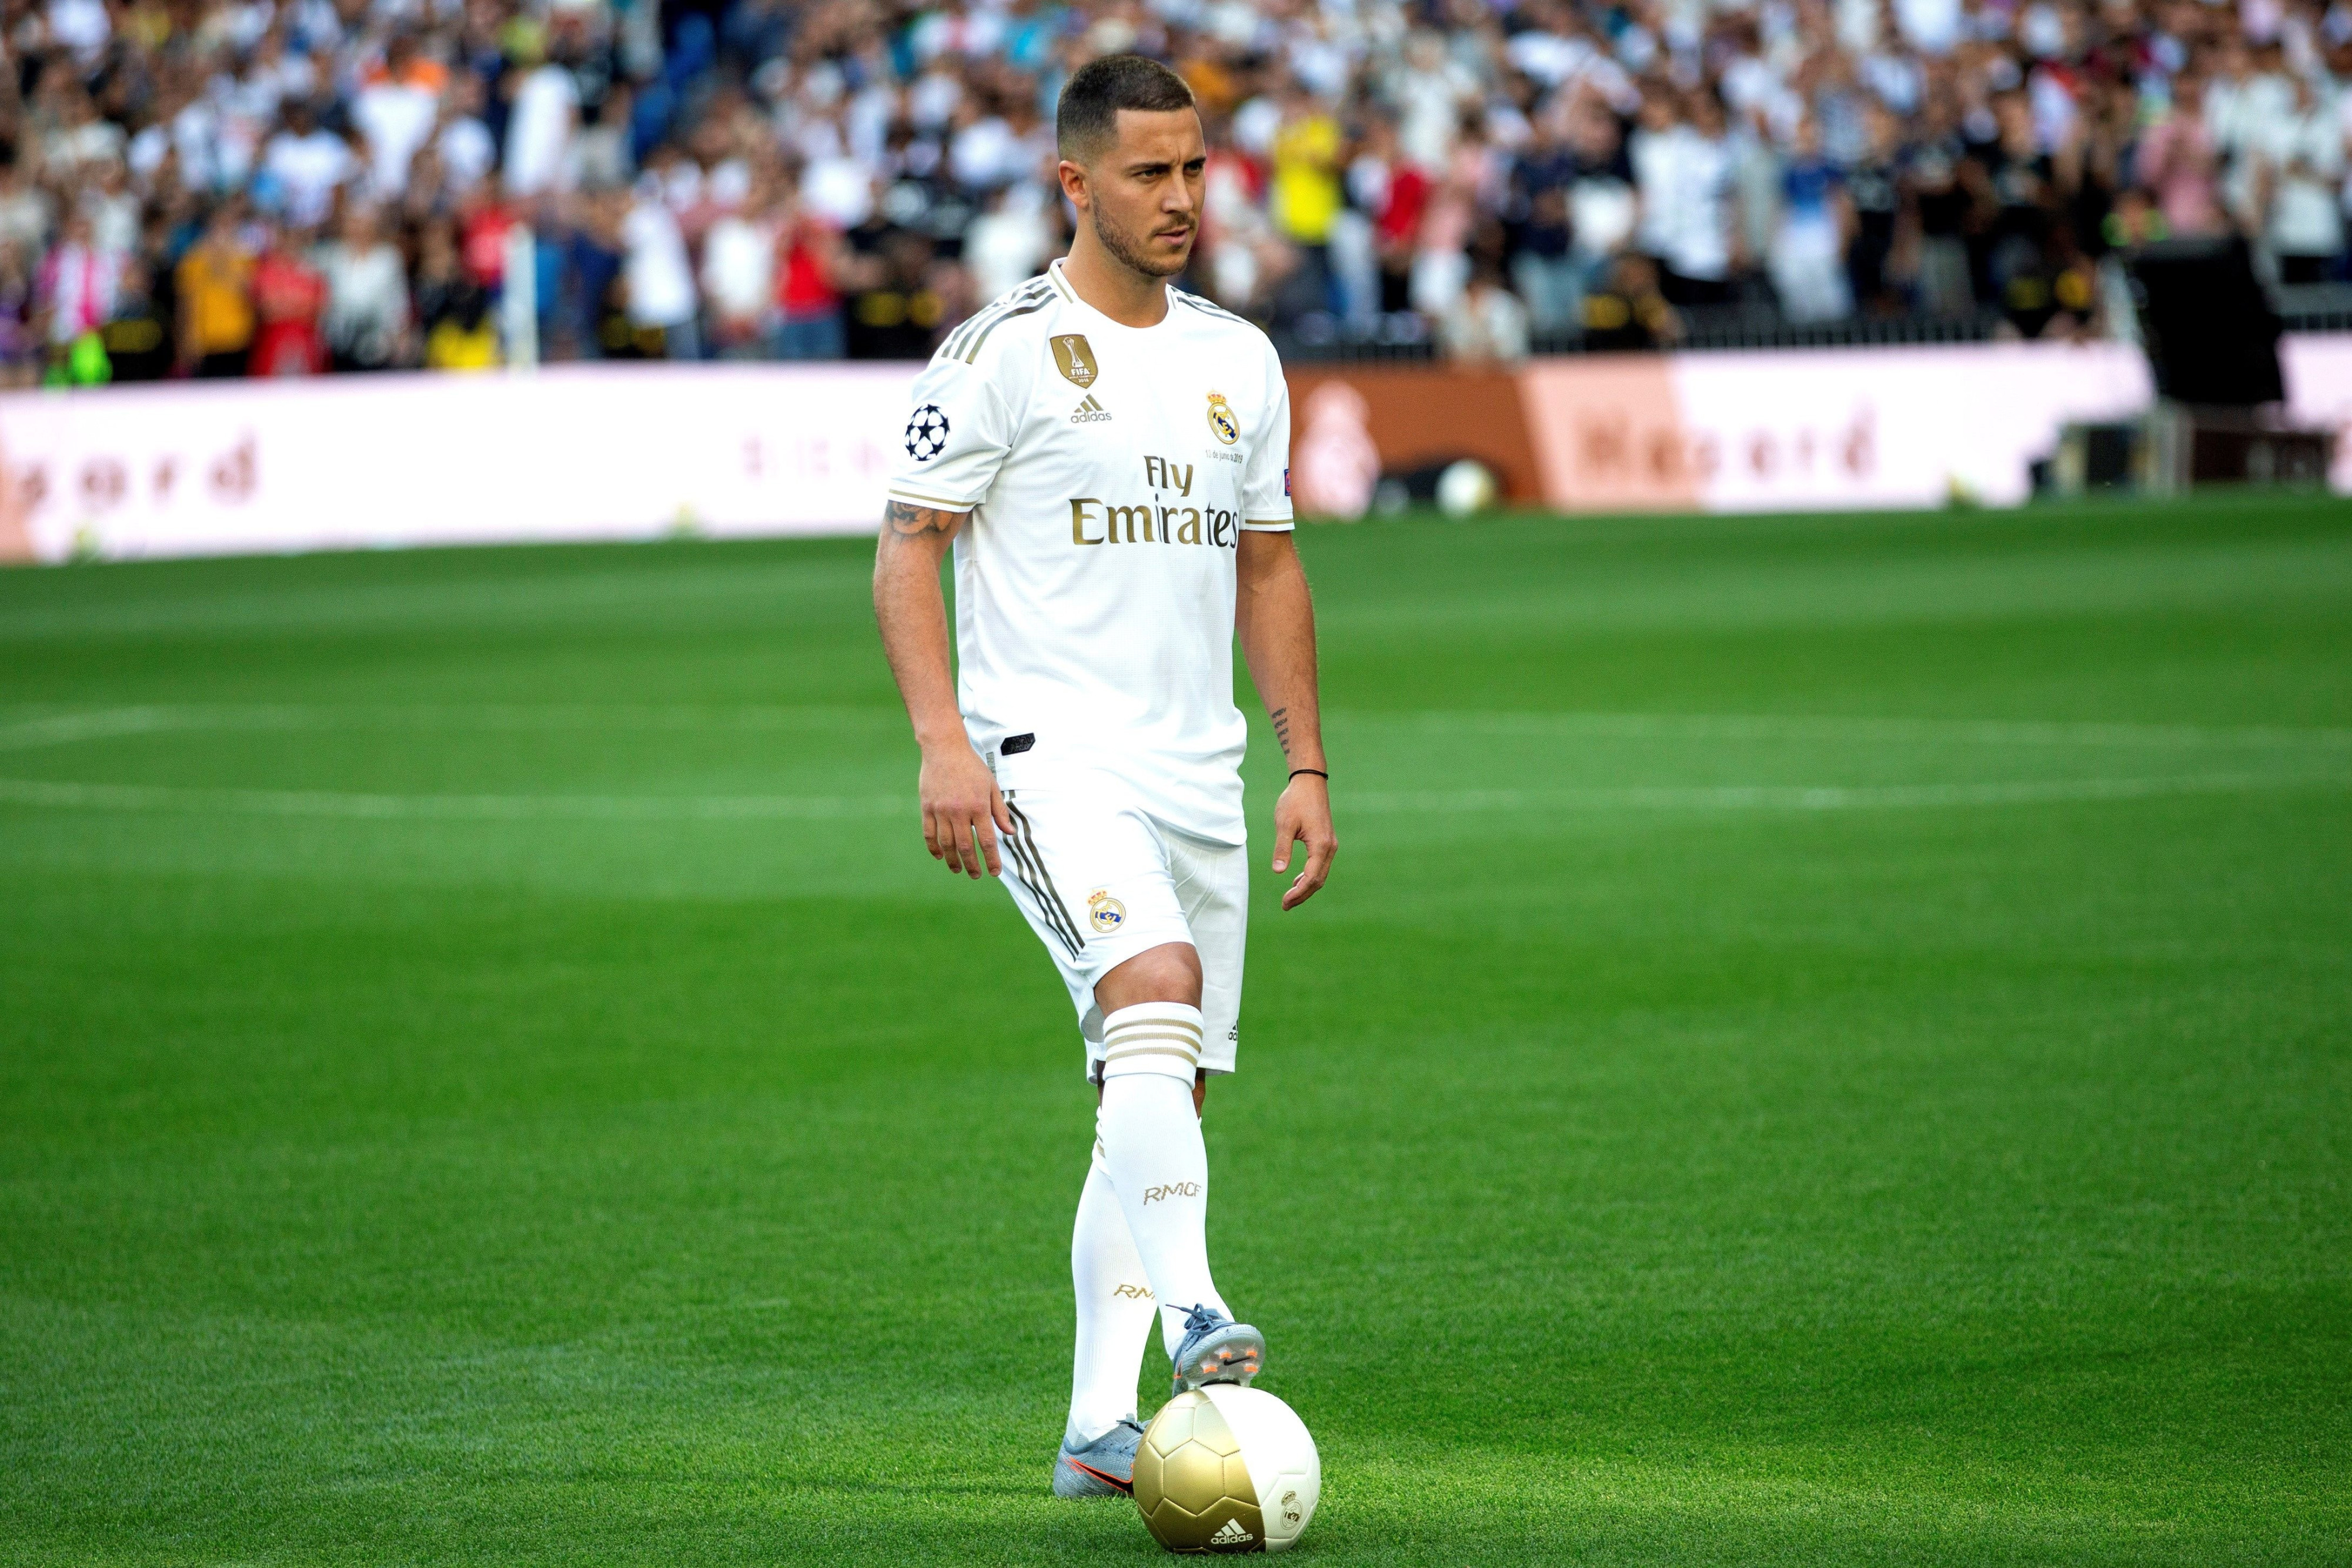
[5,0,2351,383]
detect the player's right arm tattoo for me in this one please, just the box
[1269,706,1292,759]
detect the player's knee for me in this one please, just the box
[1097,942,1203,1010]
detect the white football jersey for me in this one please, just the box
[886,259,1294,844]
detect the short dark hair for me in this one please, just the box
[1055,55,1196,161]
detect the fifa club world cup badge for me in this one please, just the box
[1205,391,1240,446]
[1087,889,1127,935]
[1050,335,1097,387]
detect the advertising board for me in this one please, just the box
[3,338,2345,564]
[1291,343,2164,516]
[0,364,918,563]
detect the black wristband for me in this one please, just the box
[1289,768,1328,781]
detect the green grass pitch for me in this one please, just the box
[2,494,2348,1566]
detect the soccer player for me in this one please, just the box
[871,55,1338,1500]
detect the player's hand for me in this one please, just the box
[920,741,1011,879]
[1271,774,1336,911]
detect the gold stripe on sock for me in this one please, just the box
[1103,1021,1204,1041]
[1104,1045,1201,1065]
[1105,1028,1201,1046]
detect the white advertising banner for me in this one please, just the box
[1518,342,2161,512]
[0,363,922,564]
[2280,333,2352,493]
[1669,342,2160,510]
[2,340,2346,564]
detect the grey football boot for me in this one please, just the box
[1052,1418,1146,1498]
[1168,1303,1265,1397]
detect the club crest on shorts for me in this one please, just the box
[1205,391,1240,446]
[1050,335,1098,387]
[1087,888,1127,934]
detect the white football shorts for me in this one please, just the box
[993,780,1247,1080]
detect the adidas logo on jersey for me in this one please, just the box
[1070,394,1113,424]
[1208,1519,1255,1545]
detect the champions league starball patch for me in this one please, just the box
[905,404,951,461]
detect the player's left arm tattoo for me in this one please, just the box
[1236,537,1324,775]
[1235,531,1335,907]
[883,500,967,540]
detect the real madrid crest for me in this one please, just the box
[1050,335,1098,387]
[1205,390,1240,446]
[1087,888,1127,934]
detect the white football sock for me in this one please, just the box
[1095,1002,1231,1358]
[1065,1142,1158,1446]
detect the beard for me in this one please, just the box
[1091,202,1194,279]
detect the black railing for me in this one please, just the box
[1277,290,2352,362]
[1277,305,2009,361]
[1651,304,2007,351]
[1272,312,1438,363]
[2274,283,2352,333]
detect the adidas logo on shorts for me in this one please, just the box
[1070,394,1113,424]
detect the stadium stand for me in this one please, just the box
[4,0,2350,382]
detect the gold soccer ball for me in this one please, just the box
[1134,1386,1321,1554]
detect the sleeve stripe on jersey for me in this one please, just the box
[947,278,1049,359]
[940,293,1014,362]
[960,296,1054,363]
[886,485,980,511]
[1240,518,1296,528]
[940,279,1051,362]
[938,294,1011,363]
[1172,289,1251,327]
[938,289,1017,363]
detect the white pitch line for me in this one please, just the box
[0,778,905,820]
[0,708,195,751]
[1345,773,2352,814]
[4,705,2347,757]
[0,704,902,750]
[0,771,2343,823]
[1357,710,2352,753]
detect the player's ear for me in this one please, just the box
[1056,157,1089,210]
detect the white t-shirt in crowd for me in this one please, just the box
[1895,0,1962,53]
[438,116,495,192]
[700,212,776,320]
[884,260,1294,843]
[963,192,1054,300]
[320,240,410,359]
[503,64,578,196]
[351,80,439,198]
[1571,175,1638,262]
[2262,108,2347,255]
[800,154,875,229]
[1632,123,1735,281]
[170,99,221,190]
[621,194,697,327]
[47,0,111,62]
[262,128,354,227]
